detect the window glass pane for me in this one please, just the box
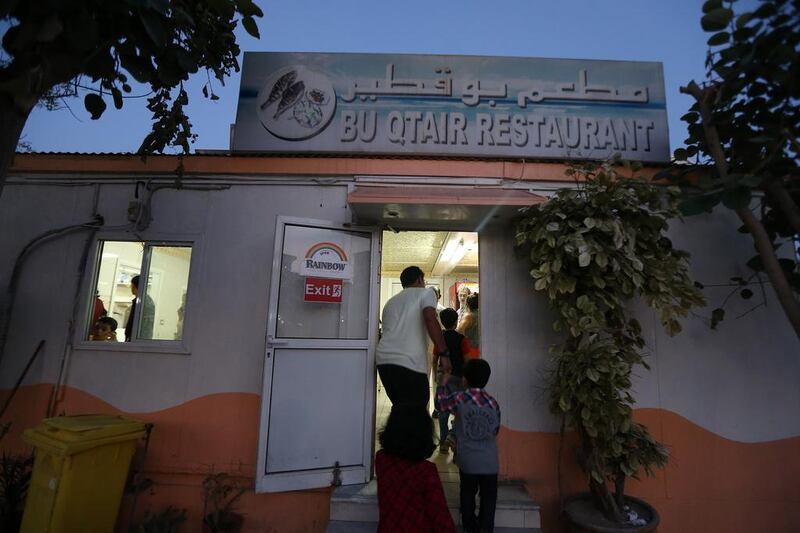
[140,246,192,340]
[88,241,143,341]
[276,225,371,339]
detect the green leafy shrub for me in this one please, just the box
[515,158,705,523]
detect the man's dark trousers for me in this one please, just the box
[377,364,429,406]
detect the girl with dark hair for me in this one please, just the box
[375,404,455,533]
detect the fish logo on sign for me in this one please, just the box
[257,65,337,140]
[301,242,351,279]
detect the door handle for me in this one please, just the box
[267,336,289,347]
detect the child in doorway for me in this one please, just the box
[91,316,118,341]
[375,404,455,533]
[437,358,500,533]
[435,307,470,454]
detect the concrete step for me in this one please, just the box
[326,480,541,532]
[326,523,540,533]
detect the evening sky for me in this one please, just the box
[18,0,756,155]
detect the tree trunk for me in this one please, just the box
[681,81,800,338]
[589,477,624,523]
[614,473,626,511]
[737,206,800,337]
[0,97,33,201]
[580,435,625,523]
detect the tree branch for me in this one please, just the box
[735,206,800,336]
[682,80,800,338]
[765,177,800,235]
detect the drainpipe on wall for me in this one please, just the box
[0,197,104,376]
[48,183,104,414]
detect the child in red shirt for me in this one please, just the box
[375,404,455,533]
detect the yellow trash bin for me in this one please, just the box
[20,414,147,533]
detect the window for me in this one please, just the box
[87,241,192,343]
[275,224,372,339]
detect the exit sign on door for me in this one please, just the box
[304,277,343,303]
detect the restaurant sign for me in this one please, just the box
[233,52,669,162]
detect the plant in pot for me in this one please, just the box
[202,472,246,533]
[0,451,33,533]
[514,158,705,531]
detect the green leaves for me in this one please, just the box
[707,31,730,45]
[1,0,264,155]
[236,0,264,17]
[735,12,754,29]
[242,17,260,38]
[678,0,799,229]
[721,186,751,209]
[140,10,168,46]
[36,15,64,42]
[679,194,719,216]
[702,0,722,14]
[702,8,734,31]
[111,87,123,110]
[515,158,705,495]
[84,93,106,119]
[711,307,726,329]
[736,174,761,187]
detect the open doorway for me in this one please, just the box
[374,229,480,472]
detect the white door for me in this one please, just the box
[256,217,380,492]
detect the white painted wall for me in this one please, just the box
[2,177,797,443]
[0,180,352,413]
[480,206,799,442]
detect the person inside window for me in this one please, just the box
[125,275,155,341]
[88,292,108,340]
[91,316,118,341]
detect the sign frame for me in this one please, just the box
[234,52,669,162]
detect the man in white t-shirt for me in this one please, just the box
[377,266,450,406]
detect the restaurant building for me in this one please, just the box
[0,53,797,532]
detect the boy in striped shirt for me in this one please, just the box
[437,358,500,533]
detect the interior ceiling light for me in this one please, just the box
[448,239,468,266]
[432,232,477,277]
[439,237,461,262]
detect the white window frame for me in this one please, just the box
[75,233,200,355]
